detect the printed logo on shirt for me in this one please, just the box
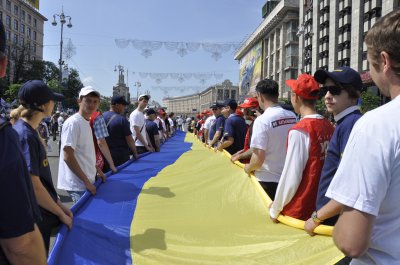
[271,118,296,128]
[43,158,49,167]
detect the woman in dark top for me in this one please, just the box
[13,80,73,254]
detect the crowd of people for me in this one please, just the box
[1,9,400,265]
[188,10,400,265]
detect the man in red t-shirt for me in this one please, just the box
[270,74,334,221]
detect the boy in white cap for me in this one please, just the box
[57,86,106,204]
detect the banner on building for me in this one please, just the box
[239,41,262,96]
[26,0,39,9]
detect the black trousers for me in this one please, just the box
[258,181,278,201]
[37,210,60,254]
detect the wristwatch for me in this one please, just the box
[311,211,323,223]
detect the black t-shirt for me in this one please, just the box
[0,118,41,263]
[13,120,58,208]
[145,119,159,150]
[103,111,132,158]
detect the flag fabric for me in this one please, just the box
[49,131,342,265]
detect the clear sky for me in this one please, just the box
[41,0,266,103]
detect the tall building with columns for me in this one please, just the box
[235,0,299,99]
[298,0,400,88]
[0,0,46,83]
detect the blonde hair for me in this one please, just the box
[16,105,47,148]
[10,107,22,121]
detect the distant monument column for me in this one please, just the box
[112,64,130,102]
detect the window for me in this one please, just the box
[33,18,37,28]
[6,30,10,41]
[33,31,36,41]
[21,10,25,21]
[13,19,18,31]
[286,20,299,42]
[14,5,18,16]
[27,27,31,38]
[231,90,236,100]
[33,44,36,53]
[20,37,24,46]
[6,15,11,29]
[6,0,10,11]
[224,89,230,99]
[20,24,25,34]
[28,14,31,24]
[217,89,223,100]
[13,33,17,44]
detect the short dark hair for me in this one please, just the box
[255,79,279,99]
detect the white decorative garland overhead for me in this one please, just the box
[115,39,241,61]
[134,72,223,84]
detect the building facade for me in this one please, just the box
[163,80,239,117]
[0,0,46,82]
[235,0,300,99]
[298,0,399,80]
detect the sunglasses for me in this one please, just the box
[211,108,218,111]
[319,86,343,97]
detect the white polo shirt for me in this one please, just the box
[250,106,297,183]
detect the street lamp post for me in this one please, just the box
[52,8,72,92]
[134,81,141,100]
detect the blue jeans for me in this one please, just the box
[67,190,86,204]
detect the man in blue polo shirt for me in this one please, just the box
[208,102,225,148]
[217,99,247,155]
[0,21,46,265]
[103,95,138,168]
[304,67,363,236]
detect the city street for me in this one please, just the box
[47,135,73,209]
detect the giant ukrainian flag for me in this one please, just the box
[49,131,343,265]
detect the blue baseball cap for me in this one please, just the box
[18,80,64,111]
[314,67,363,91]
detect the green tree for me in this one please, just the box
[62,68,83,109]
[360,90,380,113]
[19,60,59,83]
[3,83,22,102]
[99,97,110,113]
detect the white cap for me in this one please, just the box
[138,94,150,100]
[79,86,100,98]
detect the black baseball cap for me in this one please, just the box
[210,102,224,109]
[314,67,363,91]
[222,99,238,110]
[111,95,129,105]
[18,80,64,111]
[145,108,156,115]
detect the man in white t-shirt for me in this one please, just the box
[57,86,106,204]
[244,79,296,200]
[203,111,215,145]
[326,10,400,264]
[129,94,154,154]
[176,116,184,131]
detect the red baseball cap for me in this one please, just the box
[286,74,320,99]
[238,97,259,108]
